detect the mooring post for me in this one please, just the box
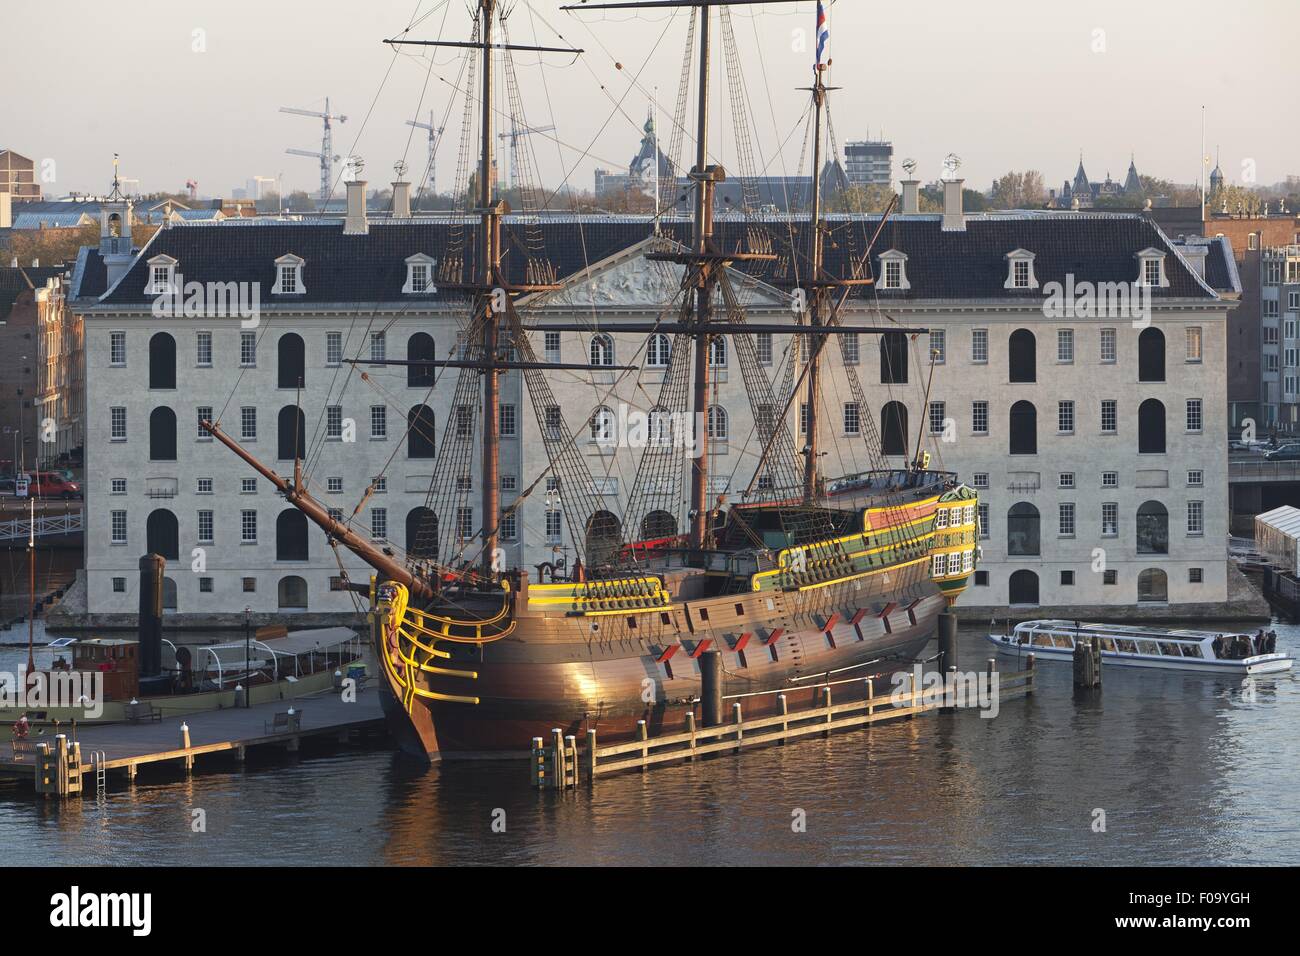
[732,701,743,752]
[820,685,832,735]
[585,729,597,781]
[778,693,788,741]
[530,736,545,789]
[1092,635,1103,689]
[700,650,723,727]
[684,710,697,760]
[866,677,874,717]
[636,719,648,767]
[1025,652,1036,695]
[564,735,577,789]
[551,727,565,790]
[937,611,958,674]
[942,665,958,714]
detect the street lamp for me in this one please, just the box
[243,606,252,708]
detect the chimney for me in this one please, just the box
[391,178,412,218]
[941,178,965,231]
[344,180,369,235]
[900,179,920,215]
[1179,242,1209,280]
[0,191,10,229]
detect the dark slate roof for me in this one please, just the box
[0,265,63,320]
[87,210,1218,306]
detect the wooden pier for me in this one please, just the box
[533,657,1035,787]
[1,686,385,797]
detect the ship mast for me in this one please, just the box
[801,18,829,504]
[478,0,501,580]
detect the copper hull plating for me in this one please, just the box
[378,557,943,760]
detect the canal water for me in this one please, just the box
[2,622,1297,866]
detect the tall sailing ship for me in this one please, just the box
[204,0,979,760]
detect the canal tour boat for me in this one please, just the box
[987,620,1294,676]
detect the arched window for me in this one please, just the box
[278,575,308,610]
[277,332,305,389]
[1007,502,1040,556]
[647,333,671,367]
[641,510,677,540]
[1009,400,1037,455]
[1138,399,1165,453]
[406,507,438,560]
[107,212,122,238]
[1008,329,1036,383]
[1008,569,1039,606]
[880,332,908,384]
[1137,568,1168,603]
[146,509,179,561]
[590,406,616,443]
[277,406,306,461]
[648,406,671,445]
[1138,327,1165,382]
[276,509,309,561]
[407,332,436,387]
[162,577,178,611]
[149,407,177,461]
[585,510,621,567]
[707,405,728,441]
[881,401,908,456]
[149,332,176,389]
[407,405,436,458]
[709,336,726,368]
[590,333,614,367]
[1137,501,1169,554]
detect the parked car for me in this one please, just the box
[23,472,82,499]
[0,476,15,496]
[1265,443,1300,461]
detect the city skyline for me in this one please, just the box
[2,0,1296,201]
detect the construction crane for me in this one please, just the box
[280,98,347,202]
[405,111,445,198]
[497,123,554,191]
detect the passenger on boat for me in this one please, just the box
[1266,630,1278,654]
[12,714,29,739]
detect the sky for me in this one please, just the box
[2,0,1296,202]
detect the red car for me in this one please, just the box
[24,472,82,499]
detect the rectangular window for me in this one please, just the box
[1058,400,1075,434]
[240,407,257,441]
[199,578,213,593]
[544,405,562,439]
[370,331,386,364]
[326,406,343,440]
[370,405,387,440]
[750,332,771,366]
[1102,502,1118,536]
[327,508,343,524]
[1187,500,1204,535]
[928,329,945,364]
[843,402,861,436]
[501,512,518,541]
[1187,469,1203,487]
[1143,259,1161,286]
[928,401,945,435]
[840,332,860,365]
[196,331,212,367]
[110,510,127,544]
[279,264,298,293]
[1104,569,1118,585]
[972,472,989,489]
[1057,329,1074,363]
[1189,567,1203,584]
[1101,471,1118,488]
[974,570,989,587]
[972,400,989,435]
[456,406,472,439]
[241,510,257,543]
[112,577,126,593]
[241,477,257,494]
[971,329,988,363]
[545,510,562,543]
[1099,328,1116,363]
[500,404,517,438]
[1059,502,1075,536]
[326,331,343,367]
[1186,398,1203,432]
[883,260,902,288]
[242,577,257,593]
[544,331,561,361]
[197,406,212,440]
[110,331,126,366]
[1290,291,1300,310]
[1013,259,1031,288]
[240,330,256,367]
[197,477,213,494]
[977,504,990,539]
[371,507,388,540]
[1100,399,1117,434]
[1186,326,1202,363]
[457,507,474,540]
[1059,472,1075,488]
[326,477,343,494]
[372,476,387,493]
[110,406,127,441]
[197,510,214,544]
[799,403,809,434]
[110,478,127,494]
[1060,570,1075,586]
[501,474,517,492]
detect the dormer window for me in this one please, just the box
[403,254,437,295]
[272,253,306,295]
[878,250,910,290]
[144,255,178,295]
[1135,248,1170,288]
[1003,249,1039,290]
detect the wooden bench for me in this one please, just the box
[264,709,303,734]
[124,701,162,724]
[10,739,37,761]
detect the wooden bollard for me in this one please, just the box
[585,729,597,781]
[531,736,545,788]
[684,711,697,760]
[941,665,958,713]
[564,735,577,788]
[820,685,832,735]
[700,650,723,727]
[551,727,565,790]
[778,694,788,741]
[636,719,648,766]
[937,612,958,674]
[1092,635,1103,689]
[866,677,874,717]
[1025,653,1035,695]
[733,702,744,752]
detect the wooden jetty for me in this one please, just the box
[1,685,384,797]
[533,656,1035,788]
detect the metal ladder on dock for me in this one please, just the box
[91,751,107,802]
